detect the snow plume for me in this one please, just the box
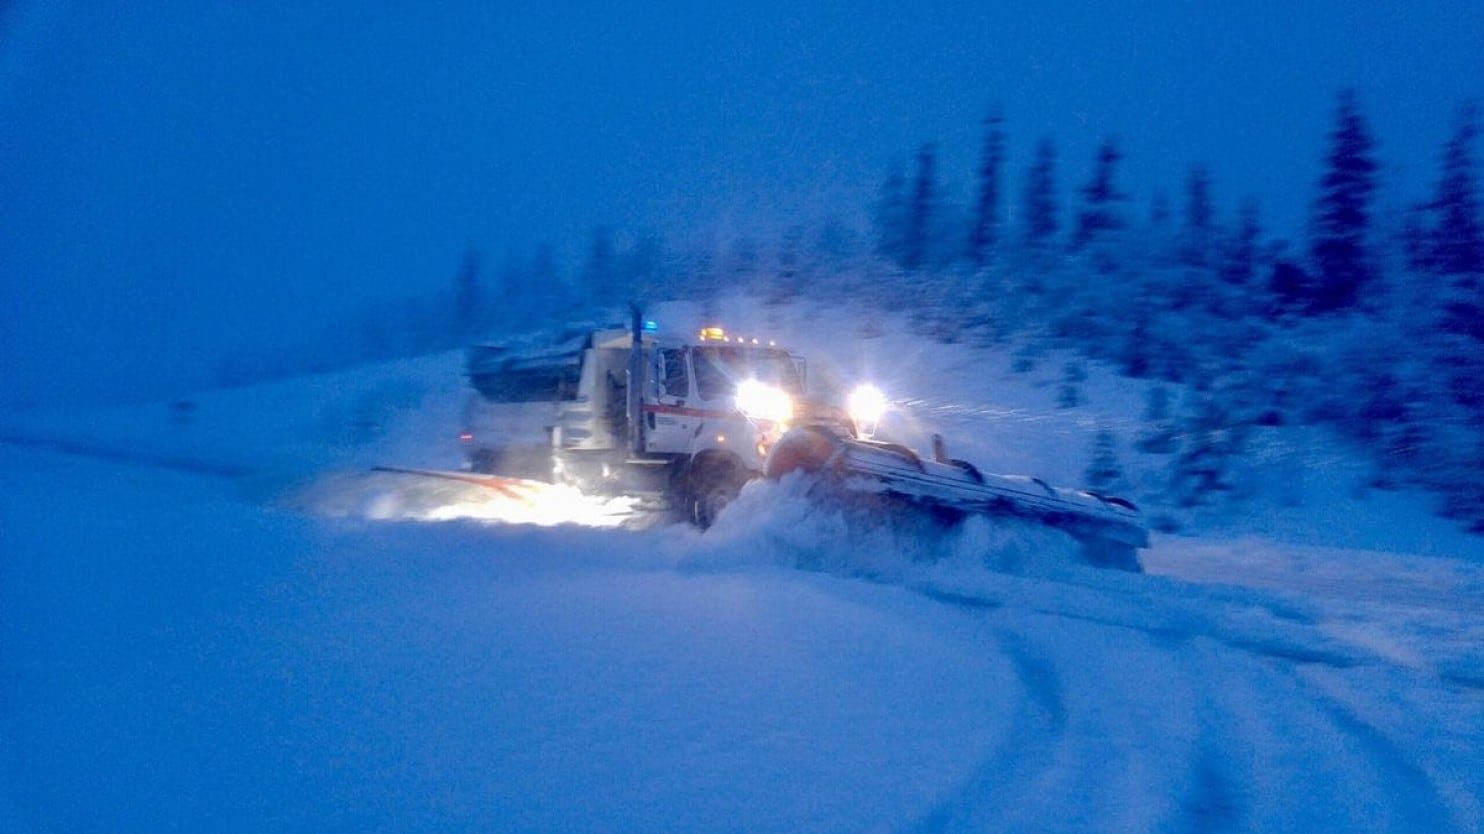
[695,474,1087,583]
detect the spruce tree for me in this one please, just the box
[1072,138,1127,249]
[1085,426,1127,493]
[1021,138,1059,250]
[1309,90,1378,313]
[1057,360,1087,408]
[967,108,1007,265]
[1425,105,1484,428]
[1221,200,1261,287]
[1431,103,1483,278]
[1138,386,1178,454]
[1167,394,1237,507]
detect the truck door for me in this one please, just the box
[644,347,695,454]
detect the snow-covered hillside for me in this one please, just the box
[3,301,1482,832]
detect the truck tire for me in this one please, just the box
[688,456,748,529]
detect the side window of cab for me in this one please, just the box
[661,349,689,399]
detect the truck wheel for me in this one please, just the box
[690,463,746,529]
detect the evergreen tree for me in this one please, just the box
[1072,138,1127,249]
[967,108,1007,265]
[1309,90,1378,313]
[1119,304,1154,379]
[903,143,938,272]
[1221,200,1261,288]
[1021,138,1059,250]
[1430,103,1483,278]
[1419,104,1484,431]
[1057,360,1087,408]
[1084,426,1128,493]
[1167,393,1239,507]
[1266,245,1312,320]
[1137,386,1178,453]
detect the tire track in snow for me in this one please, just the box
[1175,646,1259,834]
[894,579,1461,832]
[904,630,1068,834]
[1293,669,1457,831]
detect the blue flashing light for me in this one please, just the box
[643,319,659,333]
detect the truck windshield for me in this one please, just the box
[693,347,803,402]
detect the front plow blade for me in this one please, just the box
[765,426,1148,571]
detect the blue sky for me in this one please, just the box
[2,2,1481,404]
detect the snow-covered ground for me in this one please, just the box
[3,300,1482,832]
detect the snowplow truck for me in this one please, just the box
[463,309,1148,569]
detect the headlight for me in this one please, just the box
[848,384,887,433]
[735,379,793,424]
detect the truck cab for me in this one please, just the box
[465,319,827,525]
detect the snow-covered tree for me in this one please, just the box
[1429,103,1484,347]
[967,108,1006,266]
[1166,392,1243,508]
[1085,426,1129,493]
[1057,360,1087,408]
[1309,90,1379,313]
[1072,138,1127,250]
[1220,200,1262,289]
[1430,104,1483,278]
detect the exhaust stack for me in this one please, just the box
[627,303,646,456]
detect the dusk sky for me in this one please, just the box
[2,2,1482,405]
